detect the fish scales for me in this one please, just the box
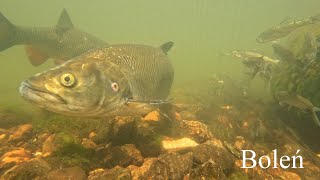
[87,44,174,100]
[19,42,174,117]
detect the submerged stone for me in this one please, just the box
[47,166,86,180]
[8,124,33,142]
[1,158,51,180]
[162,137,199,152]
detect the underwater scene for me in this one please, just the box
[1,0,320,179]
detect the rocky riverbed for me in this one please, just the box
[0,87,320,180]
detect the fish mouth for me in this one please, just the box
[19,80,66,105]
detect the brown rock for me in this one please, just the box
[134,122,162,157]
[234,136,245,150]
[175,120,213,143]
[111,116,136,144]
[81,138,97,149]
[8,124,33,142]
[0,134,7,145]
[278,172,301,180]
[143,110,161,122]
[193,141,235,173]
[1,158,51,180]
[0,148,31,169]
[104,144,143,167]
[88,166,132,180]
[189,159,227,179]
[89,131,97,140]
[134,152,193,179]
[47,166,86,180]
[42,134,57,156]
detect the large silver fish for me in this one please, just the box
[19,42,174,117]
[0,9,107,66]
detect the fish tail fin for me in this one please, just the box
[311,109,320,127]
[0,12,17,51]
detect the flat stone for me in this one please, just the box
[162,137,198,152]
[47,166,86,180]
[8,124,33,142]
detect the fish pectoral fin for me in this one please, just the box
[24,46,49,66]
[56,8,74,36]
[160,41,174,55]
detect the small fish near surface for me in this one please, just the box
[0,9,107,66]
[19,42,175,117]
[256,14,320,43]
[275,91,320,127]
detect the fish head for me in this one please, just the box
[19,59,130,116]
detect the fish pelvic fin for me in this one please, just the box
[160,41,174,55]
[311,110,320,127]
[56,8,74,36]
[0,12,17,51]
[24,46,49,66]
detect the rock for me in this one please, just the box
[81,138,97,149]
[8,124,33,142]
[104,144,143,168]
[0,148,31,169]
[132,152,193,179]
[89,131,97,140]
[88,166,132,180]
[47,166,86,180]
[37,133,51,142]
[110,116,136,145]
[175,120,213,143]
[128,152,193,179]
[42,133,75,156]
[1,158,51,180]
[0,133,7,144]
[143,110,161,122]
[189,159,227,179]
[278,172,301,180]
[234,136,246,150]
[193,141,235,174]
[162,137,198,152]
[134,122,162,157]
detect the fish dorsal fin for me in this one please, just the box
[160,41,174,54]
[56,8,74,35]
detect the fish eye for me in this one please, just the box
[111,82,119,92]
[60,73,76,87]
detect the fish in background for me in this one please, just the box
[230,50,279,83]
[19,42,175,117]
[0,9,107,66]
[275,91,320,127]
[256,14,320,43]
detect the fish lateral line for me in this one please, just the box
[126,98,175,105]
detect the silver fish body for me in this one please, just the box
[19,42,174,117]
